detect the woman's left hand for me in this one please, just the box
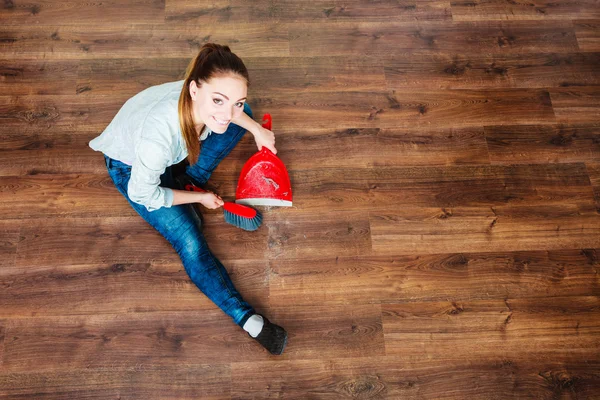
[252,125,277,154]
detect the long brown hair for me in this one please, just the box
[178,43,250,165]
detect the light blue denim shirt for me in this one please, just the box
[89,80,212,212]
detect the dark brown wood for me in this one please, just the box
[382,296,600,358]
[248,89,556,130]
[587,162,600,209]
[384,52,600,89]
[370,204,600,255]
[2,1,600,398]
[574,19,600,51]
[486,124,600,164]
[0,0,166,26]
[269,249,600,305]
[0,24,290,60]
[451,0,600,21]
[230,355,600,399]
[165,0,453,24]
[284,163,595,211]
[289,21,580,56]
[0,365,232,400]
[272,127,491,169]
[549,87,600,123]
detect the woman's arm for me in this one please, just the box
[172,188,224,209]
[231,111,277,154]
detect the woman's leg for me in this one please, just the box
[104,155,255,328]
[185,102,253,186]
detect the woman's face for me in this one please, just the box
[189,74,248,134]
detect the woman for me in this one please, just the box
[89,43,287,355]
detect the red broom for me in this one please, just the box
[184,184,262,231]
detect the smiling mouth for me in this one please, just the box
[213,116,230,126]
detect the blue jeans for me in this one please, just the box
[104,103,255,328]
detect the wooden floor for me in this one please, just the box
[1,1,600,399]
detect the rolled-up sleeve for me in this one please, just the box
[127,138,174,212]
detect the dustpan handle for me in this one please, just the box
[261,113,272,130]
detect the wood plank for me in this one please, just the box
[285,163,594,212]
[76,58,187,96]
[384,52,600,89]
[165,0,452,24]
[289,21,579,57]
[266,211,372,260]
[0,320,5,369]
[574,19,600,51]
[0,90,555,138]
[586,162,600,210]
[0,60,78,95]
[13,217,174,270]
[255,304,385,360]
[0,220,20,269]
[0,258,269,318]
[0,94,129,134]
[231,355,600,399]
[0,0,165,26]
[76,56,387,96]
[0,174,137,218]
[0,24,289,60]
[370,204,600,255]
[1,311,258,371]
[267,127,490,169]
[269,249,600,305]
[549,87,600,124]
[0,365,231,400]
[13,216,269,270]
[1,305,383,370]
[0,146,107,176]
[451,0,600,21]
[251,89,555,130]
[382,296,600,359]
[245,55,387,94]
[485,124,600,164]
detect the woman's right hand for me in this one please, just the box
[198,191,224,209]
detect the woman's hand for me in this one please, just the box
[252,124,277,154]
[197,191,224,209]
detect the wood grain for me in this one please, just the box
[0,0,166,26]
[0,258,269,318]
[166,0,452,24]
[269,249,600,305]
[231,355,600,399]
[370,204,600,255]
[271,127,490,169]
[549,87,600,123]
[250,89,555,130]
[0,365,231,400]
[285,163,594,212]
[289,21,579,56]
[485,124,600,164]
[451,0,600,21]
[574,19,600,51]
[382,296,600,359]
[0,220,20,269]
[2,2,599,398]
[0,24,290,60]
[384,52,600,89]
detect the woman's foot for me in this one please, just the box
[248,315,288,355]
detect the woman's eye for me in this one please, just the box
[236,102,244,108]
[213,98,222,105]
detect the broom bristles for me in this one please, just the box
[223,208,263,231]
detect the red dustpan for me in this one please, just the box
[235,114,293,207]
